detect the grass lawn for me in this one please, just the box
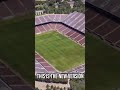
[86,33,120,90]
[0,15,34,84]
[35,31,85,71]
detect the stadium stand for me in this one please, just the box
[86,0,120,49]
[35,12,85,34]
[35,52,57,74]
[0,61,34,90]
[0,78,12,90]
[0,1,35,89]
[35,50,85,74]
[0,0,34,20]
[67,64,85,73]
[35,12,85,74]
[35,12,85,46]
[86,0,120,19]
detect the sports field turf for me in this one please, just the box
[0,15,34,84]
[86,33,120,90]
[35,31,85,71]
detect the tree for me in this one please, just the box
[69,79,85,90]
[35,0,85,14]
[35,87,39,90]
[60,87,63,90]
[51,85,54,89]
[57,86,60,90]
[46,84,50,89]
[53,86,57,90]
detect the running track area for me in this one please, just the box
[0,61,34,90]
[35,12,85,74]
[0,0,34,20]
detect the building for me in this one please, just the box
[67,1,74,8]
[35,10,44,15]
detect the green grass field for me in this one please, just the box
[35,31,85,71]
[0,15,34,84]
[86,33,120,90]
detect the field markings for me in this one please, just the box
[35,24,85,73]
[35,24,85,46]
[35,51,58,73]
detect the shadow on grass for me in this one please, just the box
[86,33,120,90]
[0,16,35,84]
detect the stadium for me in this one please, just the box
[0,0,34,20]
[35,12,85,74]
[0,0,34,90]
[86,0,120,90]
[86,0,120,50]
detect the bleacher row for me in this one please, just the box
[35,52,85,74]
[35,52,57,74]
[35,12,85,33]
[0,0,34,20]
[67,64,85,73]
[86,0,120,18]
[35,12,85,74]
[0,61,34,90]
[86,6,120,49]
[35,23,85,46]
[35,14,68,24]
